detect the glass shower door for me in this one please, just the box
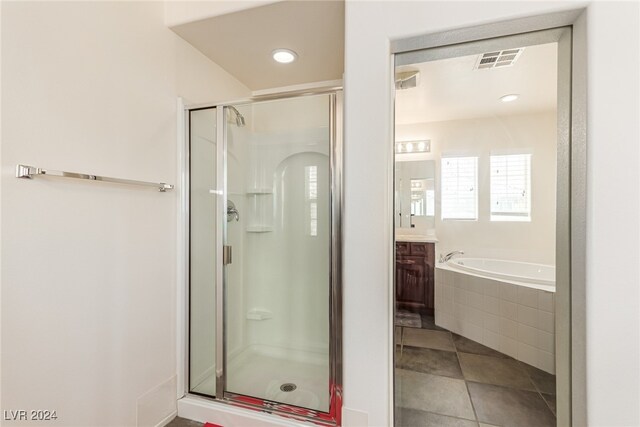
[223,95,331,412]
[189,107,218,397]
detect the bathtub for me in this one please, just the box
[435,258,556,374]
[446,258,555,291]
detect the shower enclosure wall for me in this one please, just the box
[186,91,342,425]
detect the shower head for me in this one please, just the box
[228,106,246,127]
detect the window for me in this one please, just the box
[410,178,435,216]
[305,165,318,236]
[441,157,478,220]
[490,154,531,221]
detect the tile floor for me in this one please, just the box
[169,314,556,427]
[167,417,203,427]
[396,314,556,427]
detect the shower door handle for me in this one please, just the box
[223,245,232,265]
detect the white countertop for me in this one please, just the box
[395,234,438,243]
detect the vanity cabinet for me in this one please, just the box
[396,241,435,314]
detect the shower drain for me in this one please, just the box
[280,383,297,392]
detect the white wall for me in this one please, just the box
[344,1,639,426]
[0,2,249,426]
[584,2,640,424]
[397,112,557,265]
[164,0,281,28]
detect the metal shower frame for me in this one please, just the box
[181,87,343,426]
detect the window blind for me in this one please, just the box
[490,154,531,221]
[441,156,478,220]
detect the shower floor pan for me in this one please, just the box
[191,345,330,413]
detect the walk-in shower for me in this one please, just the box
[186,91,342,425]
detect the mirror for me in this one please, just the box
[395,160,435,229]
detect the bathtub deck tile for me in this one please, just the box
[499,318,518,340]
[460,322,484,344]
[468,291,485,310]
[499,300,518,320]
[454,288,468,305]
[466,306,484,327]
[516,305,538,328]
[444,285,454,301]
[517,287,539,309]
[499,283,519,303]
[499,335,519,359]
[537,330,554,353]
[538,311,554,333]
[483,295,501,315]
[483,280,500,298]
[483,313,501,334]
[517,323,538,348]
[538,291,554,312]
[468,277,484,295]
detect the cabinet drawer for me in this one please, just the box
[396,242,410,256]
[410,242,433,256]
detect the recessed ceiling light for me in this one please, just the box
[500,94,519,103]
[272,48,297,64]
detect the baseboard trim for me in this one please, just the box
[155,410,178,427]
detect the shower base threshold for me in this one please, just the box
[191,345,330,413]
[177,394,310,427]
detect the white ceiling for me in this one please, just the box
[171,1,344,91]
[395,42,558,125]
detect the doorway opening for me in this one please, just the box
[393,27,572,427]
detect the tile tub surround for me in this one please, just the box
[434,267,556,374]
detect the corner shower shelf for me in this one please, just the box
[246,309,273,321]
[245,188,273,195]
[209,190,244,196]
[246,226,274,233]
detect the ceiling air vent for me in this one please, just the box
[474,48,524,70]
[395,70,420,90]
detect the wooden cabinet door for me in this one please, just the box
[395,242,435,313]
[396,255,427,308]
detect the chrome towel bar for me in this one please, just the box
[15,164,174,192]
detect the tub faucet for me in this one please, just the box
[440,251,464,263]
